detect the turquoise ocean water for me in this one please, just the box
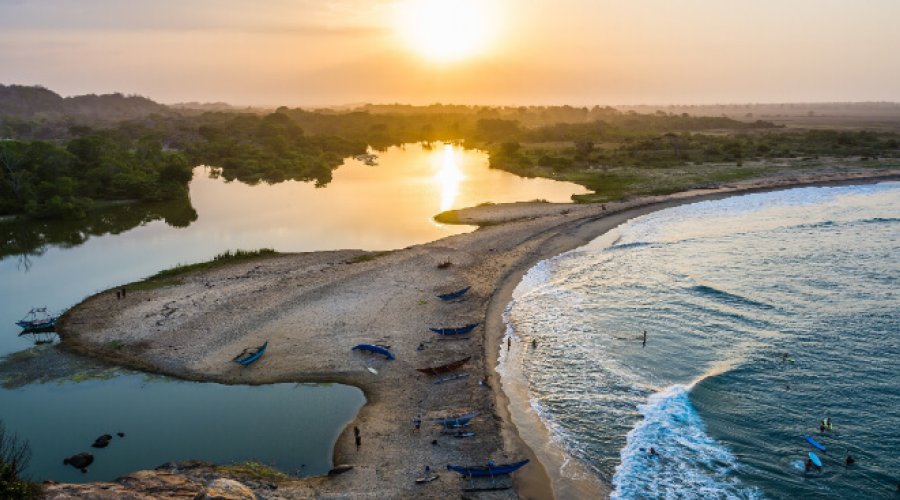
[503,182,900,498]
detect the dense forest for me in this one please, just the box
[2,84,899,220]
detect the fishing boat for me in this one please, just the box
[16,307,57,332]
[433,411,478,427]
[233,341,268,366]
[416,356,471,375]
[437,286,470,301]
[352,343,395,360]
[446,459,529,477]
[429,323,479,336]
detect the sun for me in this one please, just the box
[395,0,497,63]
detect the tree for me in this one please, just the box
[0,421,36,499]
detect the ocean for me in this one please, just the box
[501,182,900,498]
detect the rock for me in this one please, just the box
[92,434,113,448]
[117,432,125,437]
[43,469,204,499]
[194,478,255,499]
[63,452,94,472]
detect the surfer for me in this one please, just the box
[824,417,832,430]
[805,458,813,472]
[819,421,826,433]
[845,454,855,466]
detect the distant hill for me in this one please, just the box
[0,84,170,122]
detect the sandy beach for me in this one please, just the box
[54,168,899,499]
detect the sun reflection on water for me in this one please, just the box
[435,143,464,212]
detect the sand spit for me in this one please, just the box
[56,169,899,499]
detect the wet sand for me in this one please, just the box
[56,168,899,498]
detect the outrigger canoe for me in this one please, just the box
[352,343,395,360]
[233,341,268,366]
[446,459,529,477]
[433,412,478,428]
[429,323,479,336]
[437,286,470,301]
[16,307,57,332]
[416,356,471,375]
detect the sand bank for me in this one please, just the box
[57,168,899,498]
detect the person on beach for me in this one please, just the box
[532,339,537,349]
[355,434,361,450]
[414,415,421,430]
[508,337,511,350]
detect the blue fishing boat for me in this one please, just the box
[437,286,470,301]
[429,323,479,335]
[16,307,57,332]
[433,411,478,427]
[352,343,395,360]
[233,341,268,366]
[446,459,529,477]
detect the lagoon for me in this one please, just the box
[0,143,587,481]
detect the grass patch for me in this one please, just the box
[433,210,460,224]
[216,461,292,483]
[131,249,277,290]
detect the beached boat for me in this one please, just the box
[429,323,479,336]
[233,341,268,366]
[433,411,478,427]
[352,343,395,360]
[437,286,470,301]
[446,459,529,477]
[16,307,57,332]
[416,356,471,375]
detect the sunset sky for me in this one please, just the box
[2,0,899,106]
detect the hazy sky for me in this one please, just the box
[2,0,899,106]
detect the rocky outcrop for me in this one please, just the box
[41,466,263,499]
[195,478,255,499]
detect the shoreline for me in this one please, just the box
[53,169,899,498]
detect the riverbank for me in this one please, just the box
[55,168,899,498]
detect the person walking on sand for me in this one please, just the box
[355,434,361,450]
[507,337,511,350]
[414,415,421,431]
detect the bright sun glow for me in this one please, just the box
[395,0,496,63]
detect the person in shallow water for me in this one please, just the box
[845,454,855,466]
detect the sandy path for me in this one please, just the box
[56,169,899,499]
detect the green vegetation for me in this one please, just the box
[433,210,460,224]
[0,133,191,219]
[3,85,900,221]
[0,422,38,499]
[133,249,277,290]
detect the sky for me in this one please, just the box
[1,0,899,106]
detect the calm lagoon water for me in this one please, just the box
[502,182,900,499]
[0,143,587,481]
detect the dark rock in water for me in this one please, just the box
[63,452,94,472]
[327,464,353,476]
[91,434,113,448]
[117,432,125,438]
